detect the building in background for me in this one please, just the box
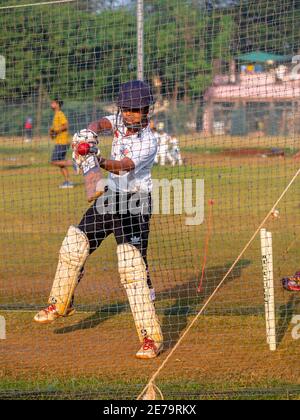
[202,51,300,136]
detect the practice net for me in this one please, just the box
[0,0,300,400]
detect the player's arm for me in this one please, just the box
[55,123,68,135]
[99,157,135,175]
[88,118,113,134]
[100,137,156,175]
[87,118,135,174]
[49,122,56,137]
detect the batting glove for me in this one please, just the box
[72,129,100,174]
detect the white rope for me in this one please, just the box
[137,166,300,400]
[0,0,75,10]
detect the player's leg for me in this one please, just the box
[50,145,74,188]
[34,225,89,323]
[177,152,183,166]
[60,167,70,183]
[115,195,163,359]
[167,151,175,166]
[34,204,111,323]
[173,147,183,166]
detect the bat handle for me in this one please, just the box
[82,155,104,202]
[89,146,99,155]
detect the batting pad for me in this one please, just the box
[49,226,90,315]
[117,244,163,344]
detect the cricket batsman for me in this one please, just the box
[34,81,164,359]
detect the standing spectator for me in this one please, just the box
[24,117,33,143]
[246,64,255,74]
[153,122,175,166]
[275,65,287,82]
[170,135,183,166]
[50,99,74,189]
[254,64,263,73]
[241,65,247,74]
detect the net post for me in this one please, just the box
[260,229,277,352]
[137,0,144,81]
[0,56,5,80]
[0,316,6,340]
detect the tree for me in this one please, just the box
[233,0,300,54]
[144,0,236,101]
[77,0,134,13]
[0,4,137,103]
[8,0,297,108]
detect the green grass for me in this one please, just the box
[0,378,299,400]
[1,136,300,399]
[181,145,298,156]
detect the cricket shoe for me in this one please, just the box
[59,181,74,189]
[34,304,75,324]
[136,338,163,360]
[282,272,300,292]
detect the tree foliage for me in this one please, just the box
[234,0,300,54]
[0,0,299,104]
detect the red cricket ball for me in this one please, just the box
[77,142,90,156]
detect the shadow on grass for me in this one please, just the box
[161,259,251,350]
[276,294,300,346]
[0,164,33,171]
[54,259,251,343]
[54,303,127,335]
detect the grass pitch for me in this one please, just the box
[1,135,300,400]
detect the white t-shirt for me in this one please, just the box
[158,132,170,154]
[105,115,158,194]
[153,131,161,150]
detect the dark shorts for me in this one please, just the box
[78,191,153,287]
[51,144,69,162]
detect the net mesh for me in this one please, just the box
[1,0,300,400]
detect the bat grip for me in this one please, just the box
[89,146,99,155]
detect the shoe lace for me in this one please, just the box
[294,274,300,283]
[288,274,300,284]
[143,338,156,351]
[46,305,57,314]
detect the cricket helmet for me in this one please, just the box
[117,80,155,109]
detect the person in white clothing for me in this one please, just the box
[33,81,163,360]
[150,121,161,166]
[153,122,175,166]
[170,136,183,166]
[152,123,183,167]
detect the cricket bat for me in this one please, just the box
[81,154,105,202]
